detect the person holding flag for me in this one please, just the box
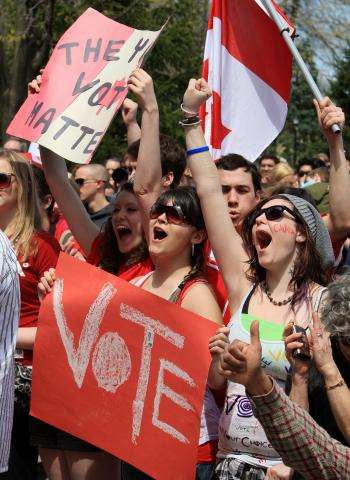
[180,76,344,479]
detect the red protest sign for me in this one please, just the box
[7,8,162,164]
[31,253,217,479]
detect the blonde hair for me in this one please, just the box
[0,149,41,261]
[269,163,295,185]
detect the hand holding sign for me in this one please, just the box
[8,8,163,164]
[31,254,217,479]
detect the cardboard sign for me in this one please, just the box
[7,8,162,164]
[31,254,218,479]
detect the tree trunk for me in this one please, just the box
[1,0,55,138]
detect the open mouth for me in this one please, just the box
[256,230,272,250]
[153,226,168,241]
[116,225,132,240]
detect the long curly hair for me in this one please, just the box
[241,196,329,307]
[98,182,148,274]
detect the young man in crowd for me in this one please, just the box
[259,153,280,185]
[74,163,114,229]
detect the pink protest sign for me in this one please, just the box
[7,8,162,163]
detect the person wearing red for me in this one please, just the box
[0,149,60,480]
[29,73,149,480]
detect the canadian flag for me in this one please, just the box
[201,0,294,162]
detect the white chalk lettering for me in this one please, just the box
[153,359,195,444]
[119,303,184,444]
[53,279,116,388]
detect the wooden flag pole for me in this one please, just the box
[261,0,341,134]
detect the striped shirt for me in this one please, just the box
[0,231,20,473]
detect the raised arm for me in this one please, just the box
[182,79,250,309]
[315,98,349,240]
[122,98,141,146]
[128,69,161,243]
[27,73,102,255]
[40,146,99,255]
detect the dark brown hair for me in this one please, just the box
[241,196,329,306]
[98,182,148,274]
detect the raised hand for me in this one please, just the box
[309,312,336,378]
[313,97,345,145]
[183,78,211,115]
[122,98,138,126]
[28,69,44,95]
[284,322,310,378]
[209,326,230,359]
[127,68,158,113]
[219,321,263,391]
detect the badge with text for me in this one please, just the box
[7,8,162,163]
[31,253,217,479]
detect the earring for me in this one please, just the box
[191,243,195,256]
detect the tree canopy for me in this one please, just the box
[0,0,348,164]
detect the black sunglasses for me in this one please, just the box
[251,205,301,224]
[0,172,15,189]
[75,178,99,187]
[150,204,188,225]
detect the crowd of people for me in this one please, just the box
[0,67,349,480]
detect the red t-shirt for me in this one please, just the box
[18,231,61,364]
[87,233,153,280]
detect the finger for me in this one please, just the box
[128,84,143,95]
[221,354,245,372]
[318,96,332,109]
[209,340,230,351]
[37,283,46,296]
[127,76,144,88]
[313,99,321,121]
[283,322,294,338]
[250,320,260,346]
[217,326,230,336]
[48,267,56,279]
[44,270,54,285]
[285,332,303,343]
[227,341,247,361]
[209,346,226,356]
[285,341,304,351]
[39,278,51,293]
[188,78,197,90]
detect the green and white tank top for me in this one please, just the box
[218,287,291,468]
[217,285,326,468]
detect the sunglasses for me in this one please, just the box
[75,178,99,187]
[0,172,15,189]
[298,171,311,178]
[251,205,301,224]
[150,204,188,225]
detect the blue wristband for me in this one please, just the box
[187,146,209,156]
